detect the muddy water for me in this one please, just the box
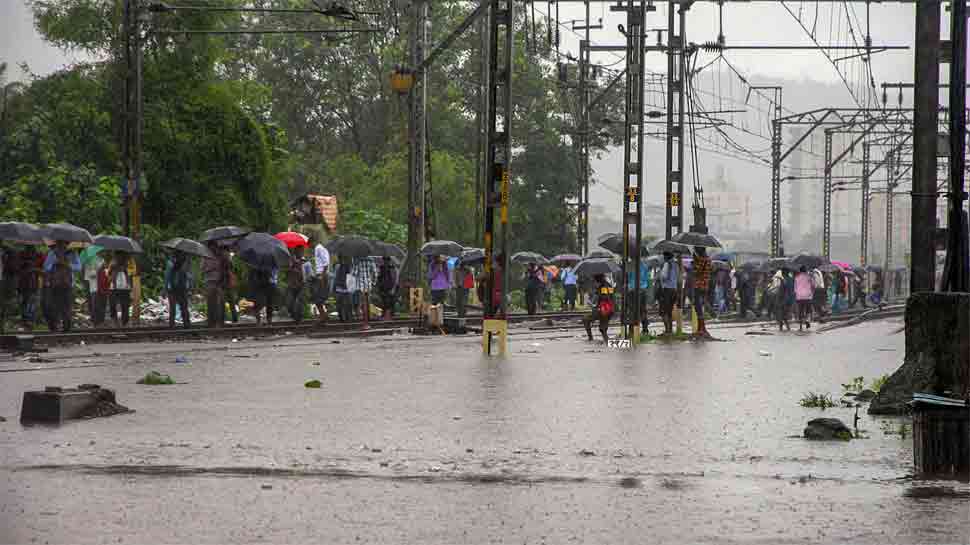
[1,319,967,543]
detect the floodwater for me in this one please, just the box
[1,319,968,544]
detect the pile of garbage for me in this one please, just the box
[139,297,206,324]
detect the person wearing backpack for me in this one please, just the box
[286,247,307,323]
[583,274,614,342]
[42,241,81,332]
[108,253,133,327]
[249,265,277,325]
[165,251,192,329]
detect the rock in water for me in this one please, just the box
[804,418,853,440]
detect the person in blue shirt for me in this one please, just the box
[42,241,81,332]
[164,251,193,329]
[658,252,680,336]
[626,258,652,329]
[561,264,578,311]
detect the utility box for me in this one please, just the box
[21,385,130,424]
[910,393,969,479]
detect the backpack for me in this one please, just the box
[379,265,396,293]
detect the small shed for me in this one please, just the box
[910,393,970,479]
[290,194,339,233]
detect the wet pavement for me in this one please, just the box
[1,318,968,544]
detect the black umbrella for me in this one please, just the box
[865,264,883,273]
[712,260,731,271]
[818,263,841,273]
[643,255,664,268]
[200,226,249,243]
[671,231,723,248]
[790,253,828,269]
[93,234,144,254]
[372,241,407,261]
[551,253,583,264]
[511,251,548,265]
[326,235,378,258]
[574,258,621,278]
[585,248,617,260]
[760,257,794,273]
[161,238,214,259]
[420,239,464,257]
[739,260,763,271]
[458,247,485,266]
[42,223,94,245]
[597,232,654,255]
[237,232,291,270]
[0,222,46,244]
[652,240,692,254]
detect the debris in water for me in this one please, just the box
[174,356,189,364]
[619,477,642,488]
[304,379,322,389]
[311,361,321,366]
[758,350,772,357]
[579,449,596,457]
[452,415,462,420]
[0,416,6,422]
[137,371,175,385]
[261,484,273,490]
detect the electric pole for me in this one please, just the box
[910,0,940,292]
[941,0,968,291]
[406,0,428,289]
[860,141,870,266]
[664,1,687,240]
[122,0,144,323]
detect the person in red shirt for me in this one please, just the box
[455,263,474,318]
[692,247,713,338]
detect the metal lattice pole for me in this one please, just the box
[405,0,428,288]
[664,3,685,239]
[860,141,871,266]
[822,130,833,260]
[620,0,646,340]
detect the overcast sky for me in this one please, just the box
[0,1,953,239]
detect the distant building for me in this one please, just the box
[704,165,751,236]
[290,194,339,234]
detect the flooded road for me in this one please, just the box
[1,319,968,543]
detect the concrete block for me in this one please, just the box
[0,335,35,352]
[20,385,129,424]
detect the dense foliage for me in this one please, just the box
[1,0,623,256]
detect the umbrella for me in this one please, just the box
[237,233,291,270]
[92,234,144,254]
[712,252,736,262]
[865,264,883,273]
[161,238,214,259]
[458,247,485,266]
[372,241,407,261]
[643,255,664,268]
[511,251,548,265]
[739,260,763,271]
[42,223,94,245]
[585,248,617,260]
[790,253,828,269]
[712,260,731,271]
[652,240,692,254]
[574,258,621,278]
[551,253,583,264]
[818,263,841,273]
[200,226,249,243]
[0,222,46,244]
[420,239,464,257]
[759,257,793,273]
[671,231,723,248]
[80,245,105,265]
[597,232,653,255]
[327,235,377,258]
[275,231,309,249]
[830,260,853,272]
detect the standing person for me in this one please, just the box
[737,268,756,319]
[203,242,225,327]
[42,241,81,332]
[428,256,451,306]
[352,256,377,321]
[850,272,867,309]
[454,262,473,318]
[223,248,239,324]
[772,270,792,331]
[333,257,354,322]
[658,252,679,336]
[83,252,103,327]
[16,246,40,330]
[524,263,543,315]
[249,265,277,325]
[0,247,16,331]
[312,237,330,322]
[810,267,828,320]
[377,256,399,320]
[561,263,578,310]
[286,247,306,323]
[692,247,713,338]
[108,253,133,327]
[794,266,814,330]
[626,258,651,328]
[164,251,192,329]
[582,274,614,342]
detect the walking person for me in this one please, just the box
[203,242,226,327]
[795,266,814,330]
[524,263,543,315]
[164,251,192,329]
[312,237,330,322]
[583,273,614,342]
[428,256,451,306]
[561,263,578,310]
[333,258,354,322]
[108,254,133,327]
[249,265,278,325]
[658,252,679,336]
[16,246,41,330]
[42,241,81,332]
[286,247,307,323]
[377,256,399,320]
[692,247,713,338]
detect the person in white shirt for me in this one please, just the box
[108,253,132,327]
[313,238,330,322]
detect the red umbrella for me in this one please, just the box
[274,231,309,249]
